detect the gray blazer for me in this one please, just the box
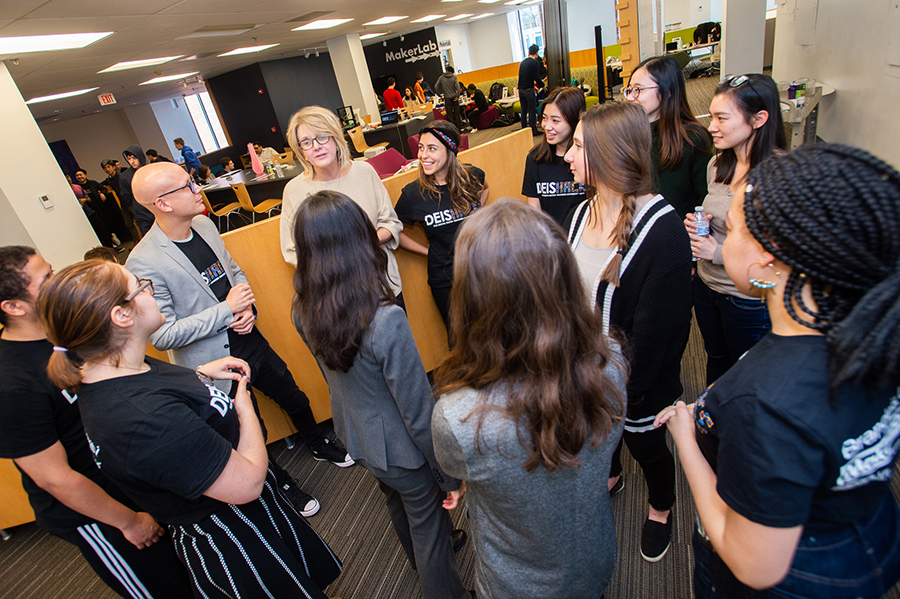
[126,215,245,392]
[295,304,459,491]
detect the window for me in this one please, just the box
[184,91,228,154]
[508,4,544,62]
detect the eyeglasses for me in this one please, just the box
[720,74,760,97]
[158,179,198,198]
[298,135,332,151]
[124,278,154,303]
[623,85,659,100]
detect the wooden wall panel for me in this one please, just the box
[0,458,34,529]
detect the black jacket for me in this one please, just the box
[121,144,155,235]
[566,196,692,425]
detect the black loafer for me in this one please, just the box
[451,528,467,553]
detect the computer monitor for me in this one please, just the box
[337,106,356,128]
[381,110,400,125]
[666,41,678,52]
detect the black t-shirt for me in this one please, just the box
[694,334,900,534]
[0,338,129,534]
[394,166,485,289]
[518,56,541,90]
[174,229,262,357]
[78,358,240,525]
[522,151,586,226]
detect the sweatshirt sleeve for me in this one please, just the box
[431,401,471,482]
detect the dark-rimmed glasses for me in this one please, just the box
[124,278,154,302]
[298,135,332,151]
[158,179,198,199]
[623,85,659,100]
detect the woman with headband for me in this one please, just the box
[396,120,489,325]
[656,144,900,598]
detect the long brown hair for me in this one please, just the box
[581,102,653,286]
[632,56,711,170]
[435,199,625,472]
[531,87,586,163]
[291,191,396,372]
[36,260,131,393]
[416,120,483,215]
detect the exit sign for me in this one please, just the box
[98,93,117,106]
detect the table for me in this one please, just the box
[362,113,435,159]
[204,162,305,207]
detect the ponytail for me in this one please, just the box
[743,143,900,391]
[47,349,83,394]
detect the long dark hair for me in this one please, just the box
[435,199,625,472]
[581,102,653,286]
[531,87,586,163]
[714,73,787,185]
[743,143,900,391]
[633,56,711,170]
[417,120,483,215]
[291,191,396,372]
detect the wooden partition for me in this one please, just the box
[221,128,535,432]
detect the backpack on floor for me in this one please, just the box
[488,82,505,102]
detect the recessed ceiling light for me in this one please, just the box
[363,16,408,26]
[470,12,495,19]
[138,72,199,85]
[411,15,447,22]
[0,32,112,54]
[359,32,389,40]
[180,55,198,61]
[97,56,183,73]
[445,13,474,20]
[292,19,353,30]
[218,44,279,57]
[478,0,503,3]
[523,0,542,4]
[441,0,464,2]
[25,87,99,104]
[505,0,525,4]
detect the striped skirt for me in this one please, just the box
[170,470,342,598]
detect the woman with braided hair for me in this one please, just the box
[687,73,787,384]
[564,101,693,562]
[656,143,900,598]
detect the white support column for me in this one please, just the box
[326,34,380,119]
[721,0,767,76]
[0,63,98,266]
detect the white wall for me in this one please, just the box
[468,15,516,70]
[124,104,172,161]
[666,0,723,30]
[435,24,475,73]
[149,97,203,162]
[567,0,617,51]
[772,0,900,167]
[39,109,138,178]
[0,63,98,267]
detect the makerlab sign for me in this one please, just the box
[385,40,440,64]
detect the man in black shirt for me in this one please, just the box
[126,162,354,517]
[121,144,155,237]
[518,44,542,136]
[464,84,490,128]
[75,169,129,252]
[145,148,173,163]
[0,245,192,598]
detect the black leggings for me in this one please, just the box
[609,422,676,512]
[430,285,451,327]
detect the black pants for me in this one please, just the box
[519,88,538,133]
[84,205,114,247]
[430,285,451,327]
[609,419,676,511]
[444,97,462,129]
[58,520,193,598]
[97,197,133,243]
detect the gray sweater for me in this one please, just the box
[432,359,626,599]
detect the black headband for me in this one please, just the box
[420,125,458,155]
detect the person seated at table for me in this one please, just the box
[280,105,404,306]
[404,87,419,108]
[464,84,489,127]
[253,143,279,165]
[197,165,213,184]
[220,157,237,173]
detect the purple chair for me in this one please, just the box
[367,148,412,179]
[408,133,469,158]
[471,105,500,131]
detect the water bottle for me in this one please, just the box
[693,206,709,262]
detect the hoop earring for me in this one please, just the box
[747,261,781,302]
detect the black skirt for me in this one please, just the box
[169,469,342,598]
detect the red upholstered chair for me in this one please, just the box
[472,105,500,131]
[432,107,448,121]
[367,148,412,179]
[408,133,469,158]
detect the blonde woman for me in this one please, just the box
[280,106,404,304]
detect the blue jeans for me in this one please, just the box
[693,493,900,599]
[692,274,771,385]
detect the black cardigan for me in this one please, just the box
[566,196,693,429]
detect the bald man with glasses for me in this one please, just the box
[125,162,354,517]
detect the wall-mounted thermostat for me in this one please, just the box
[40,195,53,209]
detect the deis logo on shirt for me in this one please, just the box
[834,392,900,491]
[536,181,584,197]
[200,260,227,287]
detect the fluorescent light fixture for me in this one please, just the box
[139,72,199,85]
[523,0,541,4]
[180,55,198,61]
[441,0,464,2]
[97,56,183,73]
[505,0,525,4]
[359,32,389,40]
[411,15,446,22]
[25,87,99,105]
[292,19,353,30]
[0,32,113,54]
[363,16,407,26]
[478,0,503,3]
[218,44,279,57]
[470,12,495,19]
[445,13,474,20]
